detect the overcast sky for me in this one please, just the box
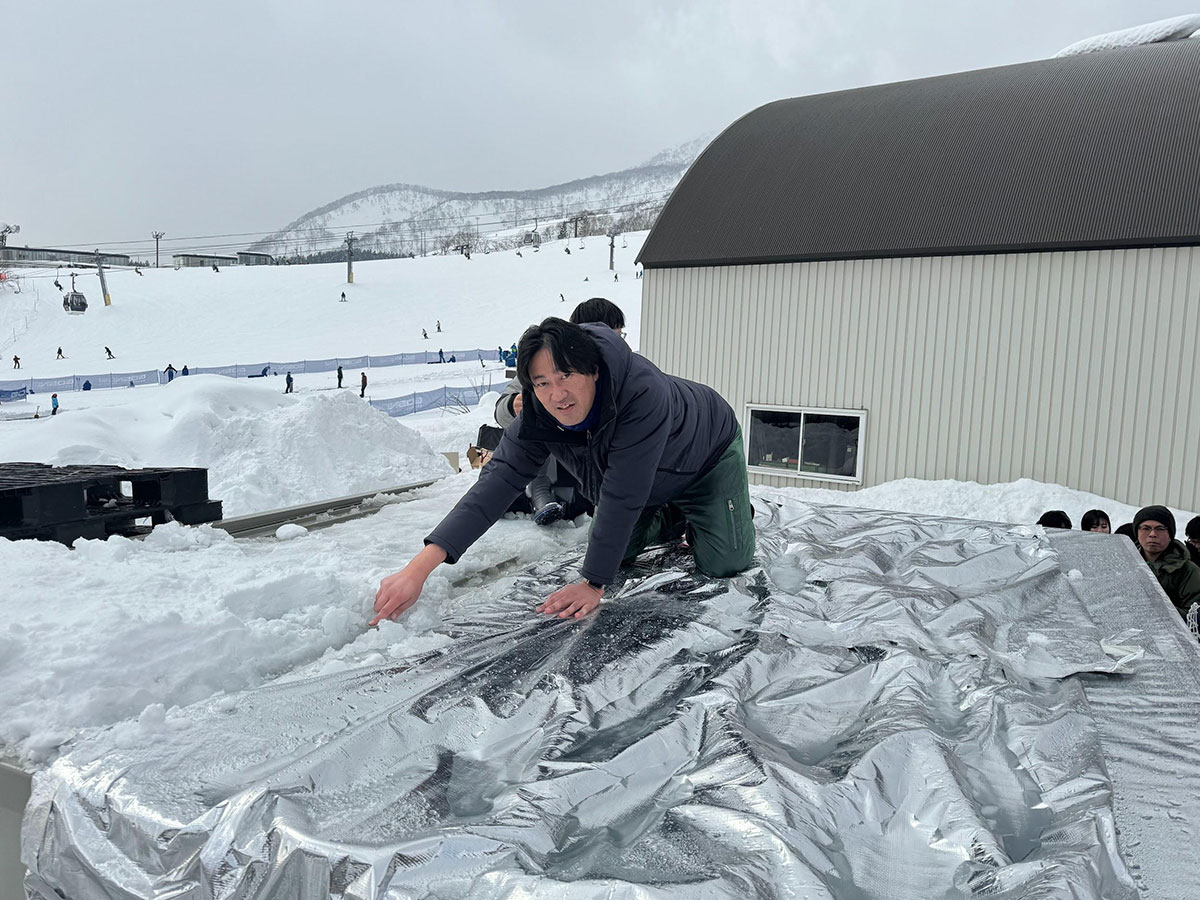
[4,1,1187,254]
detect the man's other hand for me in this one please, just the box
[537,580,603,619]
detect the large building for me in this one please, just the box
[637,38,1200,511]
[0,246,132,267]
[172,253,238,268]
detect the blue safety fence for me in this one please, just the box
[369,382,493,419]
[0,386,27,402]
[0,348,502,394]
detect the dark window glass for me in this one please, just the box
[801,413,859,477]
[748,409,801,470]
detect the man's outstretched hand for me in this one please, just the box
[537,580,603,619]
[371,544,447,626]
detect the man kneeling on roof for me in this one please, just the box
[372,317,755,623]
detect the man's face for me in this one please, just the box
[1137,520,1172,558]
[1188,533,1200,555]
[528,347,598,428]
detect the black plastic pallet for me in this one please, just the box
[0,463,222,544]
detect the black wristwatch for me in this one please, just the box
[586,580,605,594]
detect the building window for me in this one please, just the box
[745,405,865,482]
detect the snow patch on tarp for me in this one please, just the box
[24,501,1142,899]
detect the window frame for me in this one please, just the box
[743,403,867,484]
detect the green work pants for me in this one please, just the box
[620,428,755,577]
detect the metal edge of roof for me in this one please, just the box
[638,235,1200,270]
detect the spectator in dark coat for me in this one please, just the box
[1036,510,1072,529]
[164,363,177,382]
[372,317,754,625]
[1081,509,1111,533]
[1187,516,1200,566]
[1134,505,1200,618]
[360,372,367,398]
[284,372,294,393]
[337,365,344,388]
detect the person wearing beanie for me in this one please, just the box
[1186,515,1200,566]
[1133,505,1200,619]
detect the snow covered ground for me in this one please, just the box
[0,231,1195,769]
[0,232,644,379]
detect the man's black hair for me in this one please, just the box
[1186,515,1200,541]
[569,297,625,330]
[1080,509,1110,531]
[1036,510,1072,529]
[516,317,601,391]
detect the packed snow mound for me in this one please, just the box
[1055,14,1200,57]
[0,469,590,766]
[0,375,452,516]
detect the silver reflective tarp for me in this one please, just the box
[23,500,1189,899]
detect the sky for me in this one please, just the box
[4,1,1189,256]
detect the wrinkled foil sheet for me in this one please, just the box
[24,501,1162,899]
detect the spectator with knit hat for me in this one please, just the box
[1134,505,1200,619]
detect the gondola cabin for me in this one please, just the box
[63,292,88,315]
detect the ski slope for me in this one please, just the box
[0,232,646,378]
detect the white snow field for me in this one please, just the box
[0,231,1195,768]
[0,232,646,379]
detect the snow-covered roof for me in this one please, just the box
[1055,14,1200,57]
[639,39,1200,268]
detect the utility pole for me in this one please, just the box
[95,250,111,306]
[608,231,619,271]
[344,232,355,284]
[152,231,165,268]
[568,214,585,239]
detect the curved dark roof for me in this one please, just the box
[638,40,1200,268]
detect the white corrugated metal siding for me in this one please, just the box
[642,247,1200,509]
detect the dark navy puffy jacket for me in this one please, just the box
[425,324,737,585]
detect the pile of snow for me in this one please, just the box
[0,468,592,766]
[1055,14,1200,57]
[0,376,452,516]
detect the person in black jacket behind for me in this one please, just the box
[373,317,754,624]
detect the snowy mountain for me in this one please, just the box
[250,137,707,259]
